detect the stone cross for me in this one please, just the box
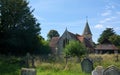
[64,55,70,65]
[92,66,104,75]
[31,56,35,68]
[26,53,31,68]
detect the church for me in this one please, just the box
[49,21,94,56]
[49,20,120,55]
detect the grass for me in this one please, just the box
[0,55,21,75]
[0,54,120,75]
[36,62,90,75]
[89,54,120,68]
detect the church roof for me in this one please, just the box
[49,37,59,48]
[76,34,84,42]
[95,39,118,50]
[76,34,93,49]
[95,44,118,50]
[68,31,77,39]
[83,21,92,35]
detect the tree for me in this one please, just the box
[47,30,59,41]
[63,40,87,69]
[98,28,115,44]
[109,34,120,47]
[0,0,41,55]
[40,39,51,55]
[64,40,87,60]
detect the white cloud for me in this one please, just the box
[101,10,111,16]
[105,4,115,10]
[101,1,116,17]
[94,24,104,29]
[100,17,116,23]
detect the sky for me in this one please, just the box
[28,0,120,43]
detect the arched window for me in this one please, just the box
[63,38,69,48]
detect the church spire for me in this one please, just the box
[65,27,68,31]
[83,19,93,44]
[83,19,92,35]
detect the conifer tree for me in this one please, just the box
[0,0,41,55]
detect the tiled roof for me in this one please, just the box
[76,34,84,42]
[95,39,119,50]
[68,31,77,39]
[95,44,118,50]
[76,34,93,49]
[49,37,59,48]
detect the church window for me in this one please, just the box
[63,38,69,48]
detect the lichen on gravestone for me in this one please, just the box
[103,65,120,75]
[81,58,93,73]
[92,66,104,75]
[21,68,36,75]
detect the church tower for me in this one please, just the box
[83,20,93,43]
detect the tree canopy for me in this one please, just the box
[64,40,87,58]
[47,30,60,41]
[0,0,43,55]
[98,28,115,44]
[109,34,120,47]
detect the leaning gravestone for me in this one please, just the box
[103,65,120,75]
[81,58,93,73]
[21,68,36,75]
[92,66,104,75]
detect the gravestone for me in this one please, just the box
[31,56,35,68]
[21,68,36,75]
[92,66,104,75]
[81,58,93,73]
[25,53,31,68]
[103,65,120,75]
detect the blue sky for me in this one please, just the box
[28,0,120,43]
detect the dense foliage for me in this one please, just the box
[0,0,50,55]
[98,28,120,49]
[47,30,60,41]
[109,34,120,49]
[64,40,87,58]
[98,28,115,44]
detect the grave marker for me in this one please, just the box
[31,56,35,68]
[92,66,104,75]
[21,68,36,75]
[103,65,120,75]
[81,58,93,73]
[25,53,31,68]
